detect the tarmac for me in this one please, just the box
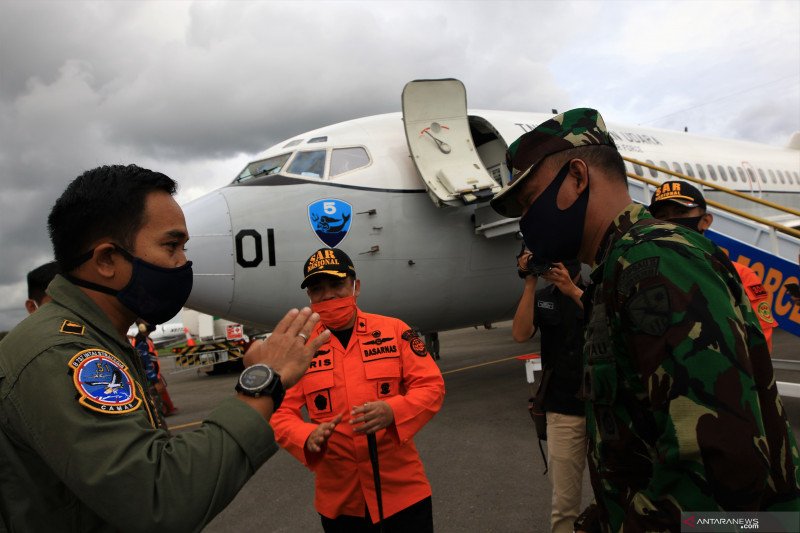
[158,323,800,533]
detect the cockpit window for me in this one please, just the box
[330,147,371,177]
[286,150,327,178]
[236,153,292,183]
[283,139,303,148]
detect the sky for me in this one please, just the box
[1,0,798,331]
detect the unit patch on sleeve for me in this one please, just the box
[59,320,85,336]
[757,301,775,324]
[68,349,141,414]
[748,283,768,300]
[402,329,428,357]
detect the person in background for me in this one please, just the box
[25,261,60,314]
[512,254,587,533]
[648,180,778,352]
[490,108,799,531]
[133,319,178,416]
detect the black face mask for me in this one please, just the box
[668,215,705,234]
[519,161,590,264]
[65,245,193,325]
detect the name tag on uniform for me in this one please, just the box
[359,336,399,362]
[307,347,334,374]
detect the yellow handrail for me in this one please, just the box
[627,172,800,239]
[624,157,800,218]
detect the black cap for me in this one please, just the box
[649,180,706,212]
[300,248,356,288]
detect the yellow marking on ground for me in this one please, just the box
[168,354,523,431]
[441,354,521,375]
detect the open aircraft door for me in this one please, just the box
[402,79,501,207]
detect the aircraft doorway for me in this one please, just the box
[468,115,509,187]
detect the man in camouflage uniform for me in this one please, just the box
[491,109,800,531]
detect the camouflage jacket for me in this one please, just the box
[583,204,800,532]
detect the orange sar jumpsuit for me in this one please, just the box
[271,310,445,522]
[732,261,777,352]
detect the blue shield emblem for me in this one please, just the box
[69,349,142,414]
[308,199,353,247]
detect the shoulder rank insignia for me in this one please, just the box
[402,329,427,357]
[68,349,141,414]
[60,320,85,336]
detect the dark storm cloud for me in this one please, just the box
[0,0,797,331]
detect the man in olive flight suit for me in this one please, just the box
[0,164,329,532]
[491,109,800,531]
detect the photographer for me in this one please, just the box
[512,251,586,533]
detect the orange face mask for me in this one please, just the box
[311,295,357,330]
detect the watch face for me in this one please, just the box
[241,365,272,391]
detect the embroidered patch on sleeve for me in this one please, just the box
[60,320,85,336]
[68,349,141,414]
[748,283,767,299]
[757,301,775,324]
[401,328,427,357]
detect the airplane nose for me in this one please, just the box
[182,191,234,316]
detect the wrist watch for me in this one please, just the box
[235,363,285,410]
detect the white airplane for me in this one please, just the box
[126,322,187,348]
[181,79,800,355]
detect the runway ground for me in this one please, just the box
[158,323,800,533]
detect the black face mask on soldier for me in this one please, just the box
[519,161,589,264]
[667,215,705,234]
[64,245,193,325]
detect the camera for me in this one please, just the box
[526,257,553,276]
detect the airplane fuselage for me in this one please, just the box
[182,108,800,336]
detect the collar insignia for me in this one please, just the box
[60,320,85,336]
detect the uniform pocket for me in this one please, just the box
[363,359,401,398]
[303,371,335,418]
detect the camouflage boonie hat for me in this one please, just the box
[490,108,617,218]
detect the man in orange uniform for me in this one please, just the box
[649,181,778,351]
[271,247,445,532]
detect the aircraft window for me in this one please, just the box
[727,166,737,182]
[738,167,747,182]
[794,171,799,183]
[658,161,670,177]
[706,165,717,181]
[236,153,292,183]
[330,147,371,177]
[684,163,694,178]
[717,166,728,182]
[768,169,777,184]
[746,167,756,183]
[283,139,303,148]
[287,150,327,178]
[646,160,658,178]
[758,168,767,183]
[308,136,328,144]
[672,162,683,175]
[695,164,706,180]
[777,170,786,184]
[633,162,643,175]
